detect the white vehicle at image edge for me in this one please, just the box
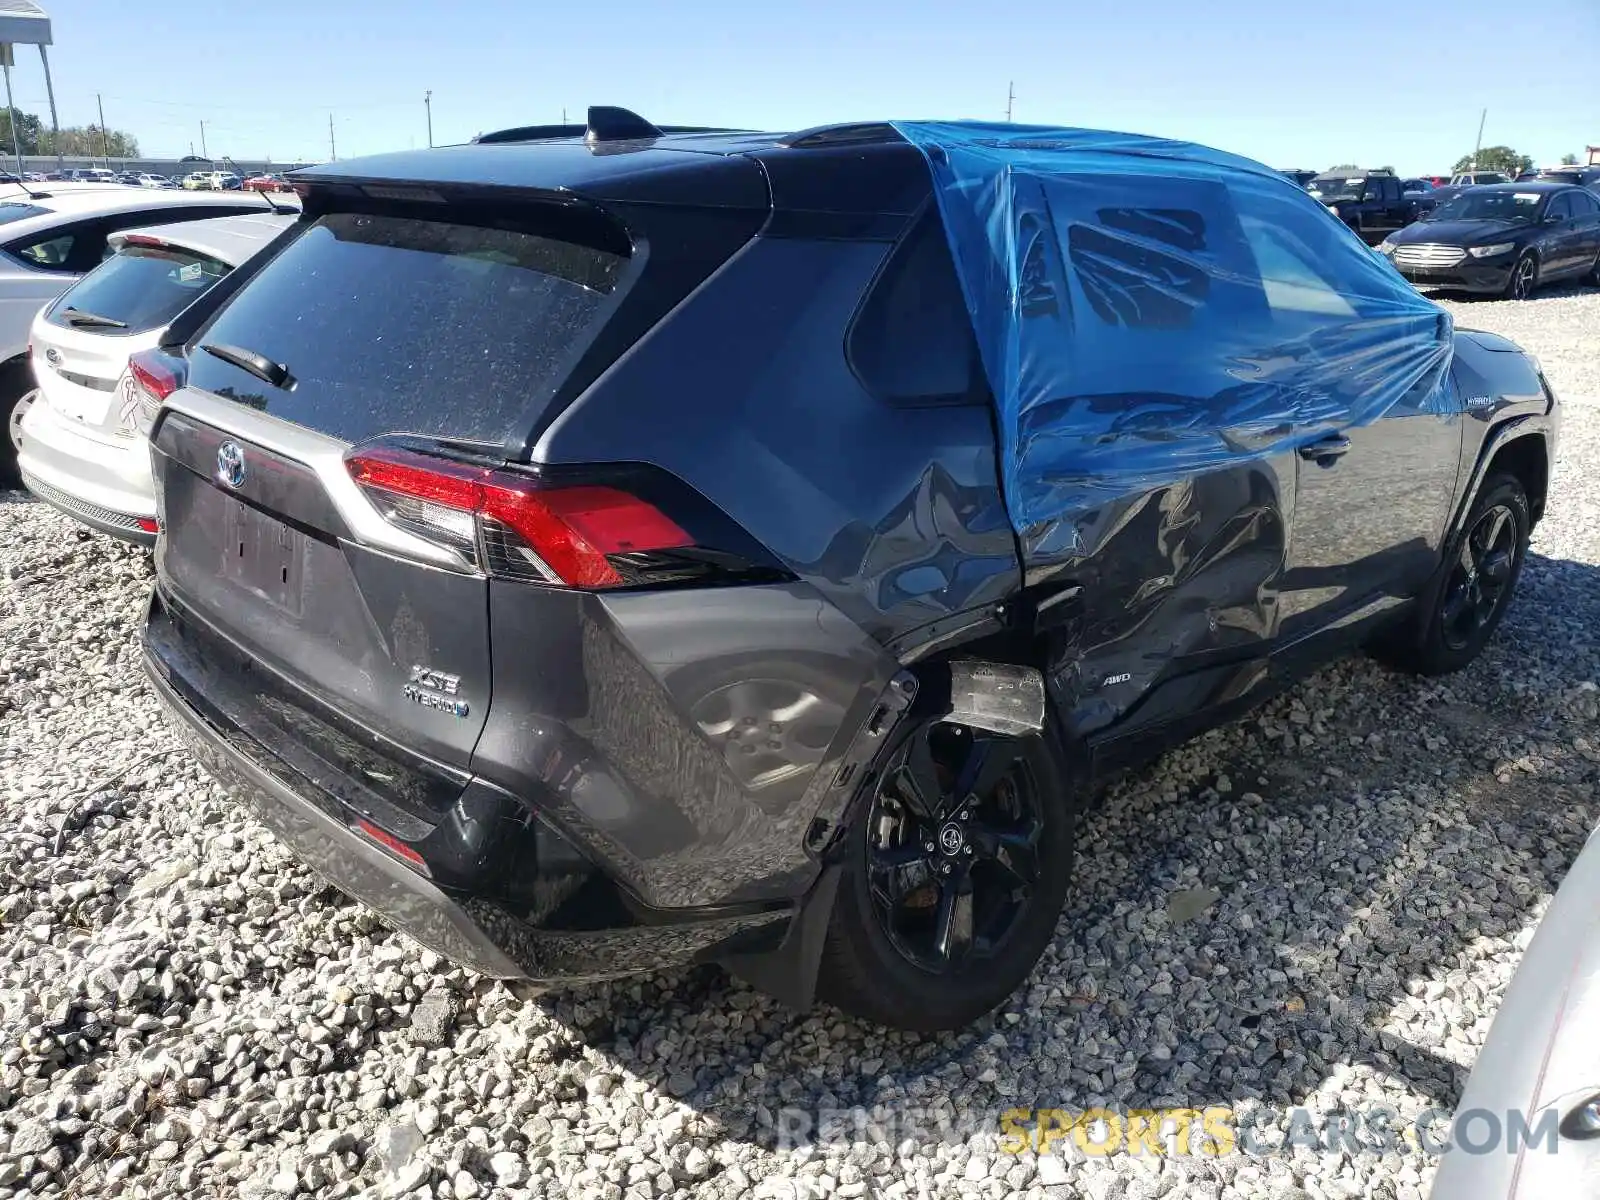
[14,212,296,540]
[0,184,290,489]
[1429,811,1600,1199]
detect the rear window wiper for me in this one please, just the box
[62,307,127,329]
[200,342,294,390]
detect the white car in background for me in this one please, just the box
[0,184,281,488]
[14,211,295,540]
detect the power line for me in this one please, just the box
[97,92,425,114]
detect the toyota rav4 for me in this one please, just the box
[136,110,1559,1031]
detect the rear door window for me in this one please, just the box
[45,242,229,335]
[1238,214,1359,317]
[12,231,75,269]
[1569,190,1600,218]
[186,211,628,445]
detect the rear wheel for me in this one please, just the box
[0,362,34,491]
[1386,474,1529,675]
[816,715,1075,1031]
[1504,252,1539,301]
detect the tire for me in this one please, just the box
[0,363,34,491]
[815,715,1076,1031]
[1387,473,1529,676]
[1504,252,1539,301]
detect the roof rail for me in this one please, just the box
[473,107,743,146]
[783,123,904,149]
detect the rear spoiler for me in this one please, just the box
[474,105,741,146]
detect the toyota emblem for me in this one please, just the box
[216,441,246,489]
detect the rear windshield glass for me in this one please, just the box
[46,244,229,335]
[186,211,626,445]
[0,202,49,225]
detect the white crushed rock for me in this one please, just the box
[0,285,1596,1199]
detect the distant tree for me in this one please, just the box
[0,109,140,158]
[41,125,140,158]
[0,110,42,155]
[1378,164,1395,173]
[1561,152,1580,166]
[1452,146,1533,175]
[1327,163,1360,172]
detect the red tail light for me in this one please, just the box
[126,349,186,436]
[128,349,184,404]
[345,447,692,589]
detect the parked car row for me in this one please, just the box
[1380,182,1600,298]
[0,168,299,192]
[0,108,1562,1034]
[1278,164,1600,298]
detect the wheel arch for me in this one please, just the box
[1484,431,1549,525]
[0,349,32,387]
[722,627,1075,1013]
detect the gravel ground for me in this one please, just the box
[1,286,1597,1200]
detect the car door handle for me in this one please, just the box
[1298,434,1352,466]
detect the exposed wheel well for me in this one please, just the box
[0,353,30,388]
[1486,434,1549,524]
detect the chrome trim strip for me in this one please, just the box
[160,388,474,572]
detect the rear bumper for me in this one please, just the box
[141,589,792,982]
[17,397,156,544]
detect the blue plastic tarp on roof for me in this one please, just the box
[892,121,1457,533]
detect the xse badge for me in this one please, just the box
[403,665,469,718]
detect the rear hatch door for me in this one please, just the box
[149,196,655,824]
[33,231,238,440]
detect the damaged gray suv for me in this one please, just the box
[137,110,1559,1031]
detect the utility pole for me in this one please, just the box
[1470,108,1486,170]
[38,45,62,174]
[1006,81,1015,123]
[199,120,207,159]
[425,90,433,148]
[328,113,336,161]
[1,46,22,182]
[96,93,109,166]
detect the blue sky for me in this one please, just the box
[10,0,1597,171]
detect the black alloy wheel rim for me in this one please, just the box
[1510,256,1537,300]
[864,721,1043,974]
[1441,503,1517,651]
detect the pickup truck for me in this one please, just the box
[1307,170,1431,245]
